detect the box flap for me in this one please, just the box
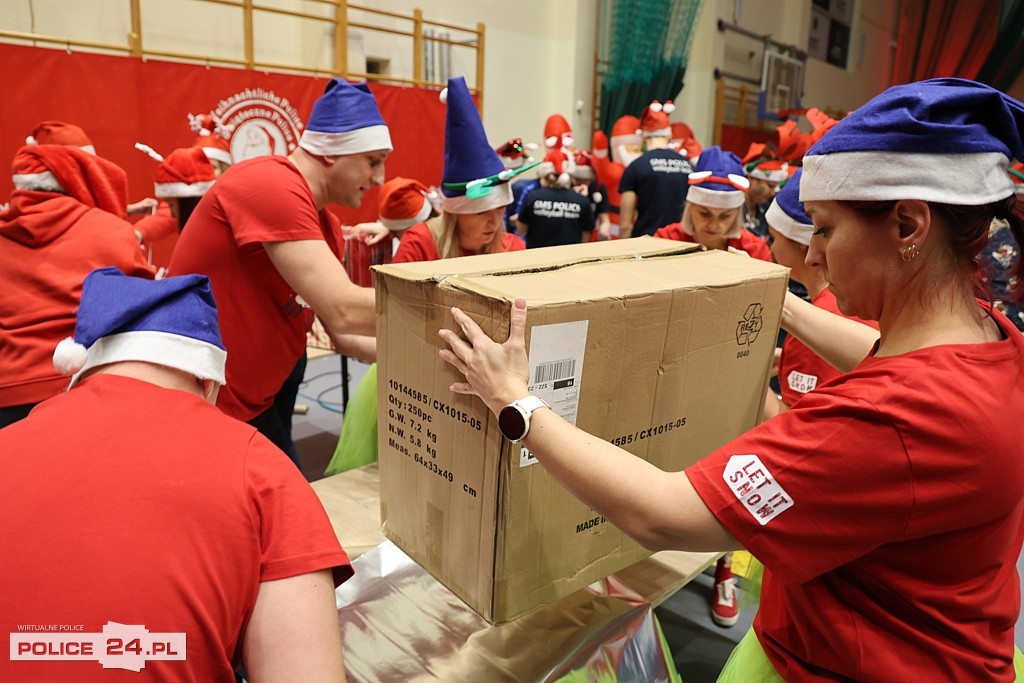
[374,236,701,283]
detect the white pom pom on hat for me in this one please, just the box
[53,337,89,376]
[439,87,448,104]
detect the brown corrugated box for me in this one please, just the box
[374,236,789,623]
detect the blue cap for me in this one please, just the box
[765,168,813,245]
[53,267,227,386]
[802,78,1024,205]
[439,76,513,214]
[686,146,749,209]
[299,78,392,156]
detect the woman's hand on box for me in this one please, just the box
[439,296,530,416]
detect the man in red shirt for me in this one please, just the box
[168,78,391,451]
[1,267,350,681]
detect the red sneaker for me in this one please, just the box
[711,554,739,627]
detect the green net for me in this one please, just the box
[600,0,704,134]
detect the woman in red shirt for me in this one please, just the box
[440,79,1024,681]
[654,145,772,262]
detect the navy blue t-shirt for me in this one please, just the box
[618,148,693,236]
[518,186,595,249]
[504,177,537,233]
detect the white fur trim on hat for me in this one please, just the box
[642,126,671,138]
[765,199,812,246]
[441,182,513,215]
[65,330,227,389]
[13,171,64,192]
[380,196,432,231]
[686,185,746,209]
[800,150,1013,204]
[299,125,394,156]
[154,180,215,198]
[573,165,595,181]
[748,167,788,183]
[200,147,233,166]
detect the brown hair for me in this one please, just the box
[842,197,1024,305]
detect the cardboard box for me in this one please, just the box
[374,237,789,623]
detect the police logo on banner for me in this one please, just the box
[212,88,304,161]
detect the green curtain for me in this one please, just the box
[975,0,1024,92]
[598,0,704,136]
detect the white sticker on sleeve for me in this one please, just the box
[723,455,793,526]
[787,370,818,394]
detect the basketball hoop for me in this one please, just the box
[758,49,805,121]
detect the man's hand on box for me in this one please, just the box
[439,296,530,416]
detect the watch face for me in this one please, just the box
[499,405,528,441]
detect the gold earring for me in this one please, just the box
[900,244,918,262]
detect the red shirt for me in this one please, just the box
[133,201,177,244]
[778,288,879,407]
[652,222,773,262]
[0,374,350,682]
[168,156,344,422]
[392,221,526,264]
[687,307,1024,681]
[0,192,155,408]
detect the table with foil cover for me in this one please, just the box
[313,464,721,682]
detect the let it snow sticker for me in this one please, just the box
[723,455,793,525]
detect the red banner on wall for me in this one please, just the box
[719,124,777,159]
[0,43,446,225]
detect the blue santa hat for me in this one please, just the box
[801,77,1024,205]
[53,267,227,388]
[299,78,393,156]
[686,146,750,210]
[765,168,813,245]
[439,76,532,214]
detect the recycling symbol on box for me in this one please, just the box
[736,303,764,346]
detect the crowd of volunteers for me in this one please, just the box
[2,70,1023,681]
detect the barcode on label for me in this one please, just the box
[534,359,576,384]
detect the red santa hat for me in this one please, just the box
[188,113,234,166]
[742,142,789,183]
[639,101,675,138]
[592,130,609,160]
[611,115,641,145]
[669,121,702,158]
[776,119,809,163]
[1010,162,1024,194]
[495,138,530,170]
[572,150,595,181]
[537,150,573,188]
[154,148,216,198]
[378,177,438,230]
[12,145,128,219]
[805,107,840,145]
[543,114,574,151]
[26,121,96,154]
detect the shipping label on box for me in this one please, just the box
[374,237,788,622]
